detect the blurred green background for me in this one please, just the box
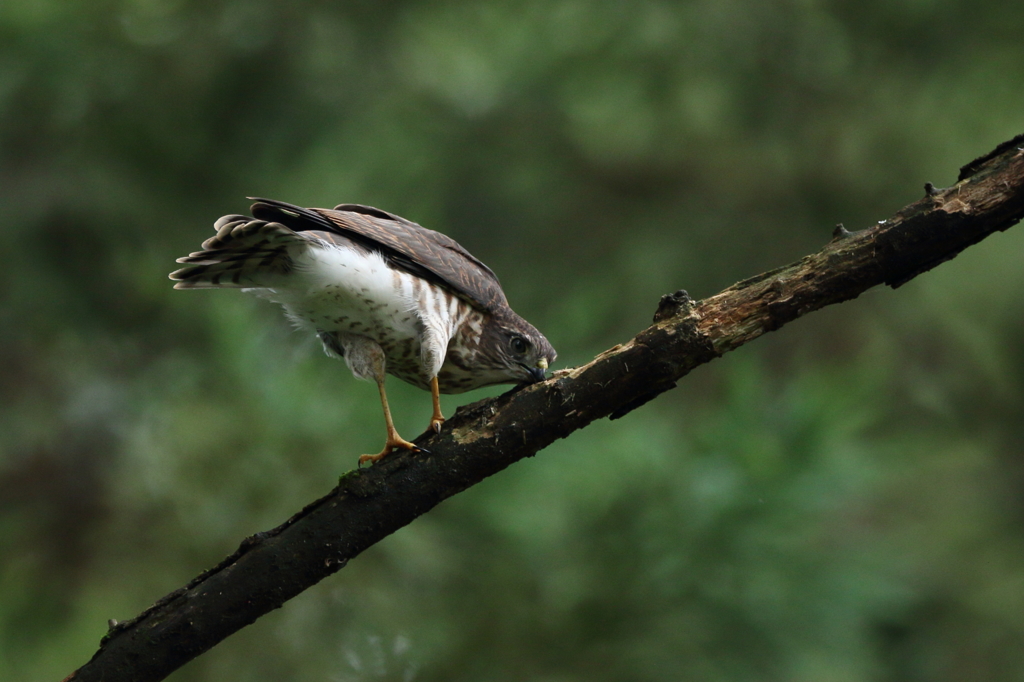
[3,1,1024,680]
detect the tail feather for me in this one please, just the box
[169,217,311,289]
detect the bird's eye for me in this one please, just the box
[510,337,528,355]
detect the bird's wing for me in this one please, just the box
[249,198,508,313]
[169,215,316,289]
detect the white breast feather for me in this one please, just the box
[301,243,397,305]
[252,242,438,342]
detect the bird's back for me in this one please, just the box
[250,199,509,313]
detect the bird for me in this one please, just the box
[169,198,556,465]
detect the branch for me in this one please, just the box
[65,135,1024,682]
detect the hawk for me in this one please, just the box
[170,198,556,465]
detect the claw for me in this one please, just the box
[358,436,424,467]
[358,374,440,466]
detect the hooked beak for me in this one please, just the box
[527,357,549,383]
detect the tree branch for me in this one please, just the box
[65,135,1024,682]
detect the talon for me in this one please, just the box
[430,417,445,434]
[358,435,421,466]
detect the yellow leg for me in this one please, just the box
[429,376,445,434]
[359,378,420,466]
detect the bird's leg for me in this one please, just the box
[358,377,421,466]
[429,376,445,433]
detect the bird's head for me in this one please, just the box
[488,313,557,386]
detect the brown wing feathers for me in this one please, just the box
[172,198,509,311]
[248,198,508,312]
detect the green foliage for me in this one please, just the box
[2,1,1024,680]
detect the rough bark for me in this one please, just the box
[65,134,1024,682]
